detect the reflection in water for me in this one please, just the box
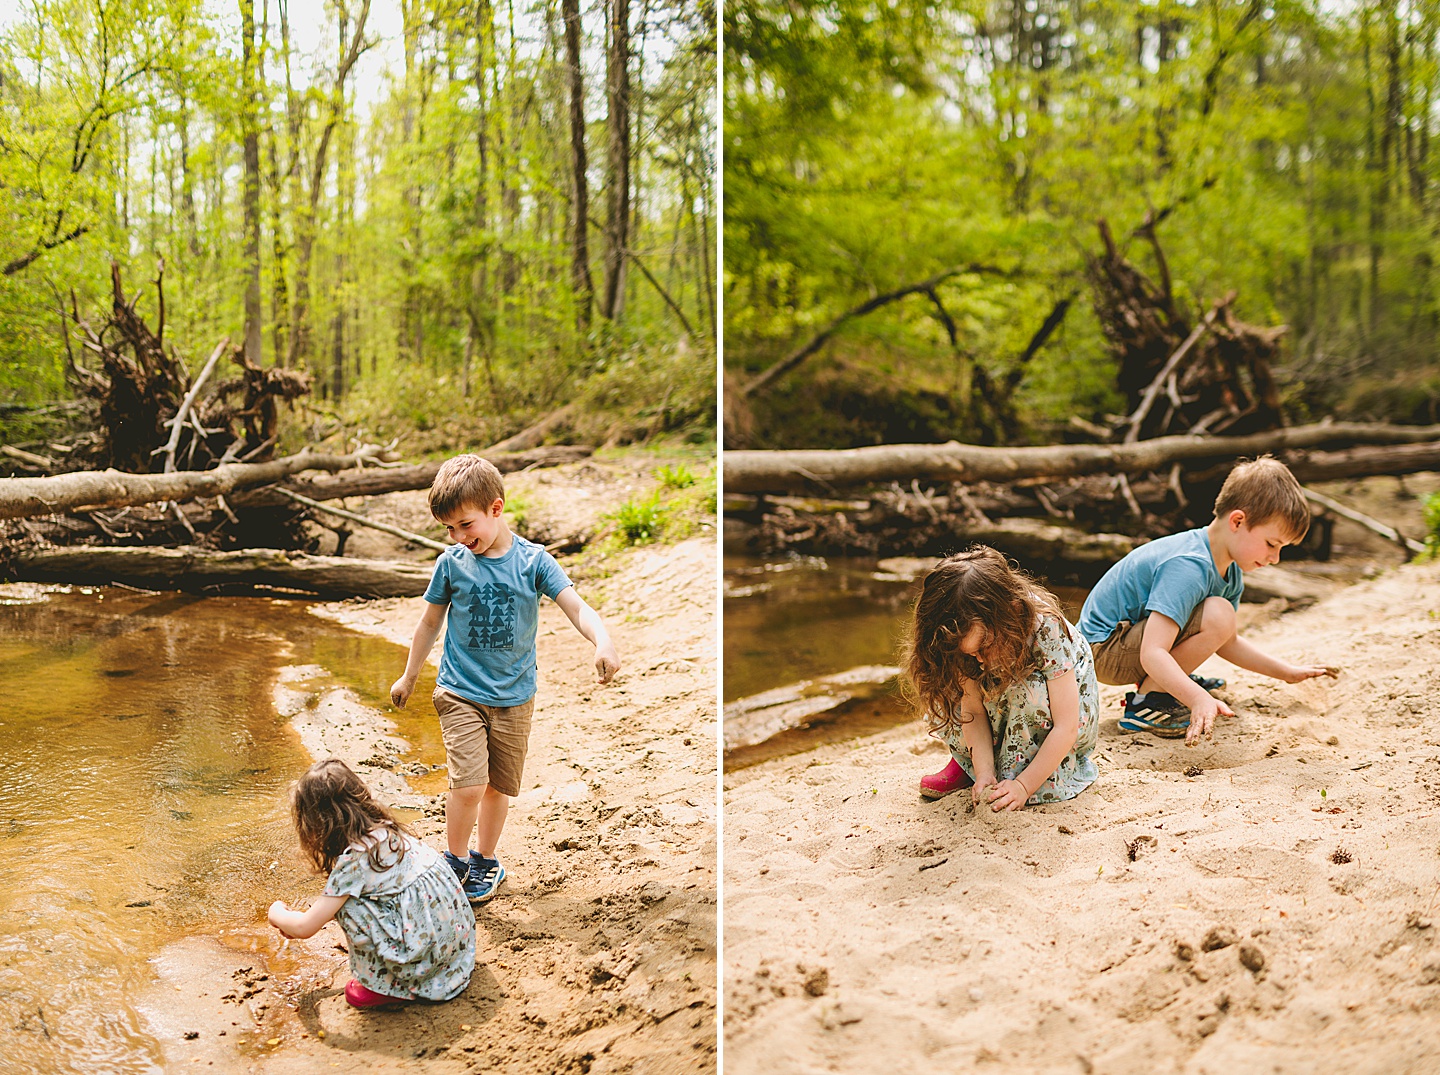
[722,556,916,702]
[0,586,425,1074]
[722,555,1088,762]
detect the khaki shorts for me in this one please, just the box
[432,687,534,797]
[1091,604,1208,686]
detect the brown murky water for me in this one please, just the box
[0,585,434,1074]
[723,555,1087,765]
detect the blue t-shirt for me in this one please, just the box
[423,535,573,706]
[1078,527,1243,645]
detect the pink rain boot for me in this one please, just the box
[920,757,973,801]
[344,979,407,1009]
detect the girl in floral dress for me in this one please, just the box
[906,546,1100,809]
[268,759,475,1007]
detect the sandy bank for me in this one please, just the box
[724,557,1440,1075]
[142,532,717,1074]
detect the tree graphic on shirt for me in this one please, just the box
[464,582,517,650]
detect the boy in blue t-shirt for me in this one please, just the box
[1078,456,1337,745]
[390,454,620,903]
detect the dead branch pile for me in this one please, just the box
[1089,217,1286,442]
[64,261,310,472]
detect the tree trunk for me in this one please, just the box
[600,0,630,321]
[471,0,494,389]
[487,404,577,453]
[0,448,390,521]
[723,423,1440,494]
[7,546,432,599]
[240,0,264,366]
[229,445,594,507]
[178,93,200,259]
[743,263,1010,398]
[562,0,595,329]
[286,0,371,372]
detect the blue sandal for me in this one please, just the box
[1119,691,1191,738]
[1189,673,1226,692]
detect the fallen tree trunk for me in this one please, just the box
[749,504,1142,568]
[487,404,577,453]
[0,447,389,520]
[6,545,432,598]
[742,261,1013,398]
[1301,487,1426,557]
[1277,441,1440,483]
[230,445,592,508]
[724,423,1440,494]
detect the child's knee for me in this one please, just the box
[1200,597,1237,640]
[449,783,486,806]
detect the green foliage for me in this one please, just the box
[609,491,669,547]
[661,470,718,538]
[0,0,714,445]
[597,459,715,552]
[726,0,1440,448]
[1420,492,1440,564]
[569,331,717,446]
[504,491,532,539]
[655,463,697,489]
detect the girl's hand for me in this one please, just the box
[987,779,1030,812]
[970,777,997,807]
[268,900,295,938]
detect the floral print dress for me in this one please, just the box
[943,613,1100,804]
[324,832,476,1001]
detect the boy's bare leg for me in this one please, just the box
[1137,598,1237,696]
[474,785,510,858]
[446,785,486,858]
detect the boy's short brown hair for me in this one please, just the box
[428,454,505,519]
[1213,455,1310,541]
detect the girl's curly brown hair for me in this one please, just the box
[291,758,414,875]
[903,545,1070,737]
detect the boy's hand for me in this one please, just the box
[594,642,620,684]
[1185,695,1235,746]
[1281,662,1340,683]
[987,779,1029,812]
[390,675,416,708]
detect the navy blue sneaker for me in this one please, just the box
[445,849,492,904]
[1119,691,1191,738]
[467,852,506,903]
[443,850,470,884]
[1136,674,1226,693]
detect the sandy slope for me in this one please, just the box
[723,558,1440,1075]
[142,527,717,1074]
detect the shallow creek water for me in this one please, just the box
[723,555,1087,765]
[0,585,440,1074]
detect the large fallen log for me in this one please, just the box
[6,545,432,598]
[1273,441,1440,483]
[0,447,390,520]
[229,445,592,508]
[724,423,1440,495]
[487,404,576,453]
[750,506,1143,568]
